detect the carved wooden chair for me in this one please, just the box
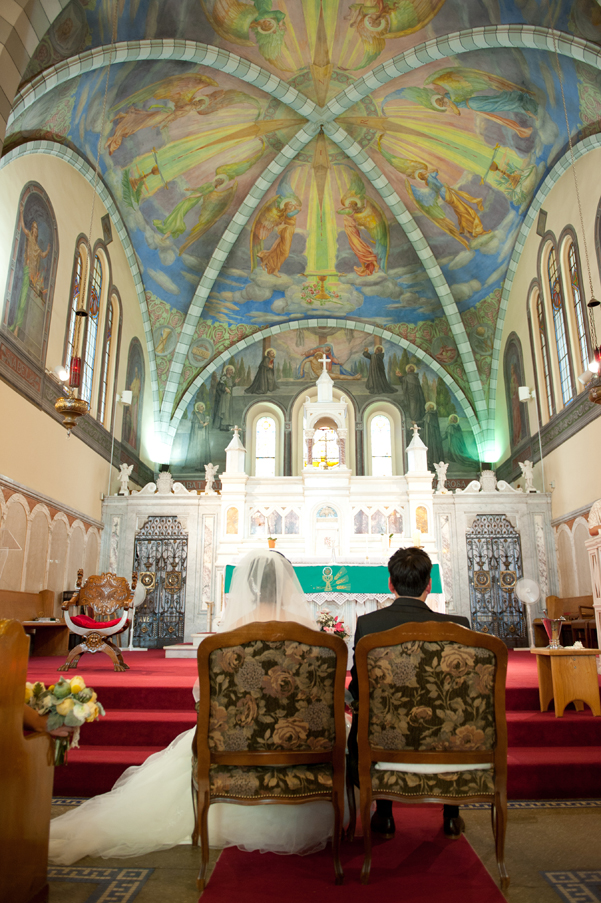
[193,621,348,890]
[349,621,509,889]
[59,571,142,672]
[0,619,54,902]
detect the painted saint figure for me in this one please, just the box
[445,414,475,467]
[363,345,397,394]
[10,216,50,339]
[245,349,278,395]
[423,401,444,471]
[212,365,238,430]
[188,402,210,470]
[396,363,426,424]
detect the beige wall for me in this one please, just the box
[498,147,601,520]
[0,153,153,519]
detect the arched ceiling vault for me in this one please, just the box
[4,3,601,463]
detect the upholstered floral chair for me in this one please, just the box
[350,621,509,888]
[193,621,348,889]
[59,571,144,672]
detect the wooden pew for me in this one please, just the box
[0,619,54,902]
[0,589,69,656]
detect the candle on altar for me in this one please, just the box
[412,530,422,548]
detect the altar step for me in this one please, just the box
[164,633,213,658]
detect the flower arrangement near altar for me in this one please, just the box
[316,610,349,640]
[25,675,105,765]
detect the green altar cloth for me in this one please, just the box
[224,563,442,595]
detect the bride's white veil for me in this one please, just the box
[219,550,315,631]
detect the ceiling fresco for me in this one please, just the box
[4,0,601,460]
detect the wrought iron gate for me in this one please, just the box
[466,514,526,647]
[133,516,188,648]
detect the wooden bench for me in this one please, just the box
[0,619,54,902]
[0,588,69,656]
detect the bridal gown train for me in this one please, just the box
[49,726,336,864]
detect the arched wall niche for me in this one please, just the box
[1,494,29,590]
[24,505,51,593]
[85,528,100,576]
[66,521,86,591]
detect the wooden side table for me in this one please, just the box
[530,648,601,717]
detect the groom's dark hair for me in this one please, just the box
[388,547,432,598]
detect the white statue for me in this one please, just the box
[434,461,449,493]
[156,471,174,495]
[204,463,219,494]
[518,460,535,493]
[118,463,133,496]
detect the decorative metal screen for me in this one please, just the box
[133,515,188,648]
[466,514,526,647]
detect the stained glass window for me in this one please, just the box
[81,254,102,404]
[547,248,574,405]
[354,510,368,534]
[311,428,339,468]
[267,510,282,535]
[371,414,392,476]
[255,416,276,477]
[65,248,83,368]
[536,291,555,418]
[284,510,300,534]
[97,295,114,425]
[388,510,403,534]
[370,510,387,534]
[567,242,590,372]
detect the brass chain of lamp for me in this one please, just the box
[55,0,119,433]
[551,29,601,394]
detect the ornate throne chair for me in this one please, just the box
[193,621,348,890]
[58,571,143,672]
[349,621,509,888]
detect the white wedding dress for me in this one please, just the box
[49,551,341,865]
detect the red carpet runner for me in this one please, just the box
[27,649,601,799]
[201,806,506,902]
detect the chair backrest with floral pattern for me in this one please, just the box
[196,621,347,768]
[356,621,507,770]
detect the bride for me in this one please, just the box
[49,550,338,864]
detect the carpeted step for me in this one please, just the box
[507,746,601,799]
[88,710,197,747]
[507,710,601,746]
[52,746,163,797]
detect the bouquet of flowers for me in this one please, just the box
[25,675,105,765]
[316,610,350,640]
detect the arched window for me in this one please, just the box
[566,241,590,372]
[97,292,115,426]
[370,414,392,476]
[535,289,555,419]
[81,254,102,404]
[64,243,87,370]
[255,416,276,477]
[547,247,574,405]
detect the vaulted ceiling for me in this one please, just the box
[4,0,601,459]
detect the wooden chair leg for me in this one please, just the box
[345,774,357,842]
[493,792,509,890]
[331,790,344,885]
[104,639,130,672]
[191,777,199,846]
[196,791,211,892]
[57,644,85,671]
[359,785,373,885]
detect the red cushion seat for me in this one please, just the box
[70,614,128,630]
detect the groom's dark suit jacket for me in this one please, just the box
[348,595,471,700]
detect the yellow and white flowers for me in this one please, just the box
[25,675,105,765]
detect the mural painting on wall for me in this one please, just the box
[1,183,58,364]
[121,338,145,454]
[503,334,530,449]
[170,327,479,476]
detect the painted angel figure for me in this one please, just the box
[200,0,289,72]
[118,463,133,496]
[204,463,220,494]
[346,0,447,70]
[518,460,535,493]
[387,67,538,138]
[338,173,389,276]
[106,74,260,155]
[406,170,489,248]
[251,172,301,276]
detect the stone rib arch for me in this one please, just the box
[165,318,482,464]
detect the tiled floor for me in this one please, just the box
[48,800,601,902]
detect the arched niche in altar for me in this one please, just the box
[289,385,356,475]
[313,504,341,558]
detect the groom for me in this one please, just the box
[348,546,471,840]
